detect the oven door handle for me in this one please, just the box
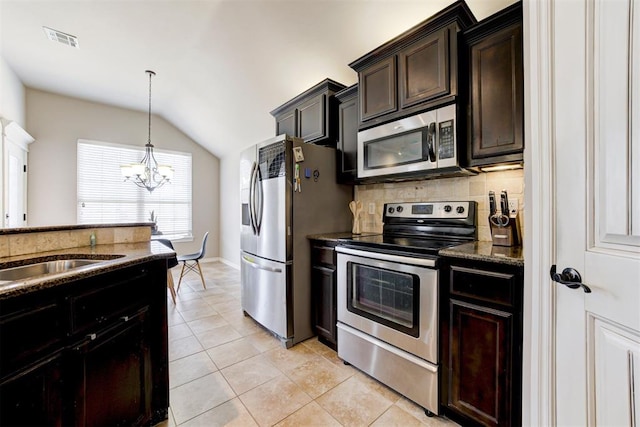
[335,246,436,268]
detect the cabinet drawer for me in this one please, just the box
[70,268,149,334]
[450,266,515,308]
[0,300,63,378]
[311,245,336,267]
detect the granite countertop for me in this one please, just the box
[439,241,524,267]
[0,241,175,300]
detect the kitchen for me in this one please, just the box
[1,0,639,426]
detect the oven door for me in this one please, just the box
[336,246,438,364]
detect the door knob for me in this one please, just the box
[550,265,592,293]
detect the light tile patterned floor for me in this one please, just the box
[156,261,458,427]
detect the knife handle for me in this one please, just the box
[500,191,509,216]
[489,191,497,216]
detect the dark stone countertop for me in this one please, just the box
[307,231,380,242]
[0,241,175,300]
[439,241,524,267]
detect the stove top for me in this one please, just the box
[340,234,464,256]
[339,201,478,257]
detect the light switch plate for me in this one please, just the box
[368,203,376,215]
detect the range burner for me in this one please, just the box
[339,201,477,257]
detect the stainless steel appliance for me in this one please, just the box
[336,201,477,415]
[240,134,352,348]
[357,104,472,181]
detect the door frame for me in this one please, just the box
[522,0,556,425]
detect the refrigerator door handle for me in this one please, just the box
[248,162,258,235]
[241,255,283,273]
[254,164,264,235]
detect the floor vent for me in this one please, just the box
[43,26,79,48]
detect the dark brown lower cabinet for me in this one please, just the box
[0,260,169,426]
[310,239,338,350]
[441,258,523,427]
[0,353,64,427]
[70,308,152,426]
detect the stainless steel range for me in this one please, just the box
[336,201,477,416]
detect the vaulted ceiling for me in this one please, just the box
[0,0,515,158]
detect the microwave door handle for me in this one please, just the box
[427,122,437,162]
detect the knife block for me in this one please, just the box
[489,214,521,247]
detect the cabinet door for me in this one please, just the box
[276,109,297,137]
[447,299,513,427]
[359,56,397,122]
[398,28,450,109]
[71,309,152,427]
[298,94,326,143]
[469,24,523,161]
[0,353,64,427]
[337,94,358,181]
[312,265,337,347]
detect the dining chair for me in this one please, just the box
[176,231,209,292]
[155,239,179,304]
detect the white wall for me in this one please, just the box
[25,88,220,255]
[0,56,25,126]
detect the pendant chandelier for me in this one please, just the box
[120,70,173,193]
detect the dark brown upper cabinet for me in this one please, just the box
[335,84,359,183]
[271,79,346,147]
[359,57,396,121]
[464,2,524,167]
[350,0,476,129]
[398,28,449,109]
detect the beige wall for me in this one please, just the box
[25,89,220,256]
[355,169,525,242]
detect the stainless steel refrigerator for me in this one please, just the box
[240,134,352,347]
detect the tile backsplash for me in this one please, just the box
[354,169,525,242]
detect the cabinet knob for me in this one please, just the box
[86,333,97,341]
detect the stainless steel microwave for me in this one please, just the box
[357,104,461,180]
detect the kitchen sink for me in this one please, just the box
[0,259,105,282]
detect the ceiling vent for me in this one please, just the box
[43,26,79,48]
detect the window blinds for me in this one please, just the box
[77,139,192,239]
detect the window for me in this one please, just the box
[77,139,192,240]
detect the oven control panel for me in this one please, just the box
[385,201,472,219]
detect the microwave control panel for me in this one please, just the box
[438,119,455,160]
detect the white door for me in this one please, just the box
[551,0,640,424]
[4,139,27,227]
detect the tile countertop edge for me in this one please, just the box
[439,241,524,267]
[0,241,175,300]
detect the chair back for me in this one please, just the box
[156,238,178,269]
[197,232,209,260]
